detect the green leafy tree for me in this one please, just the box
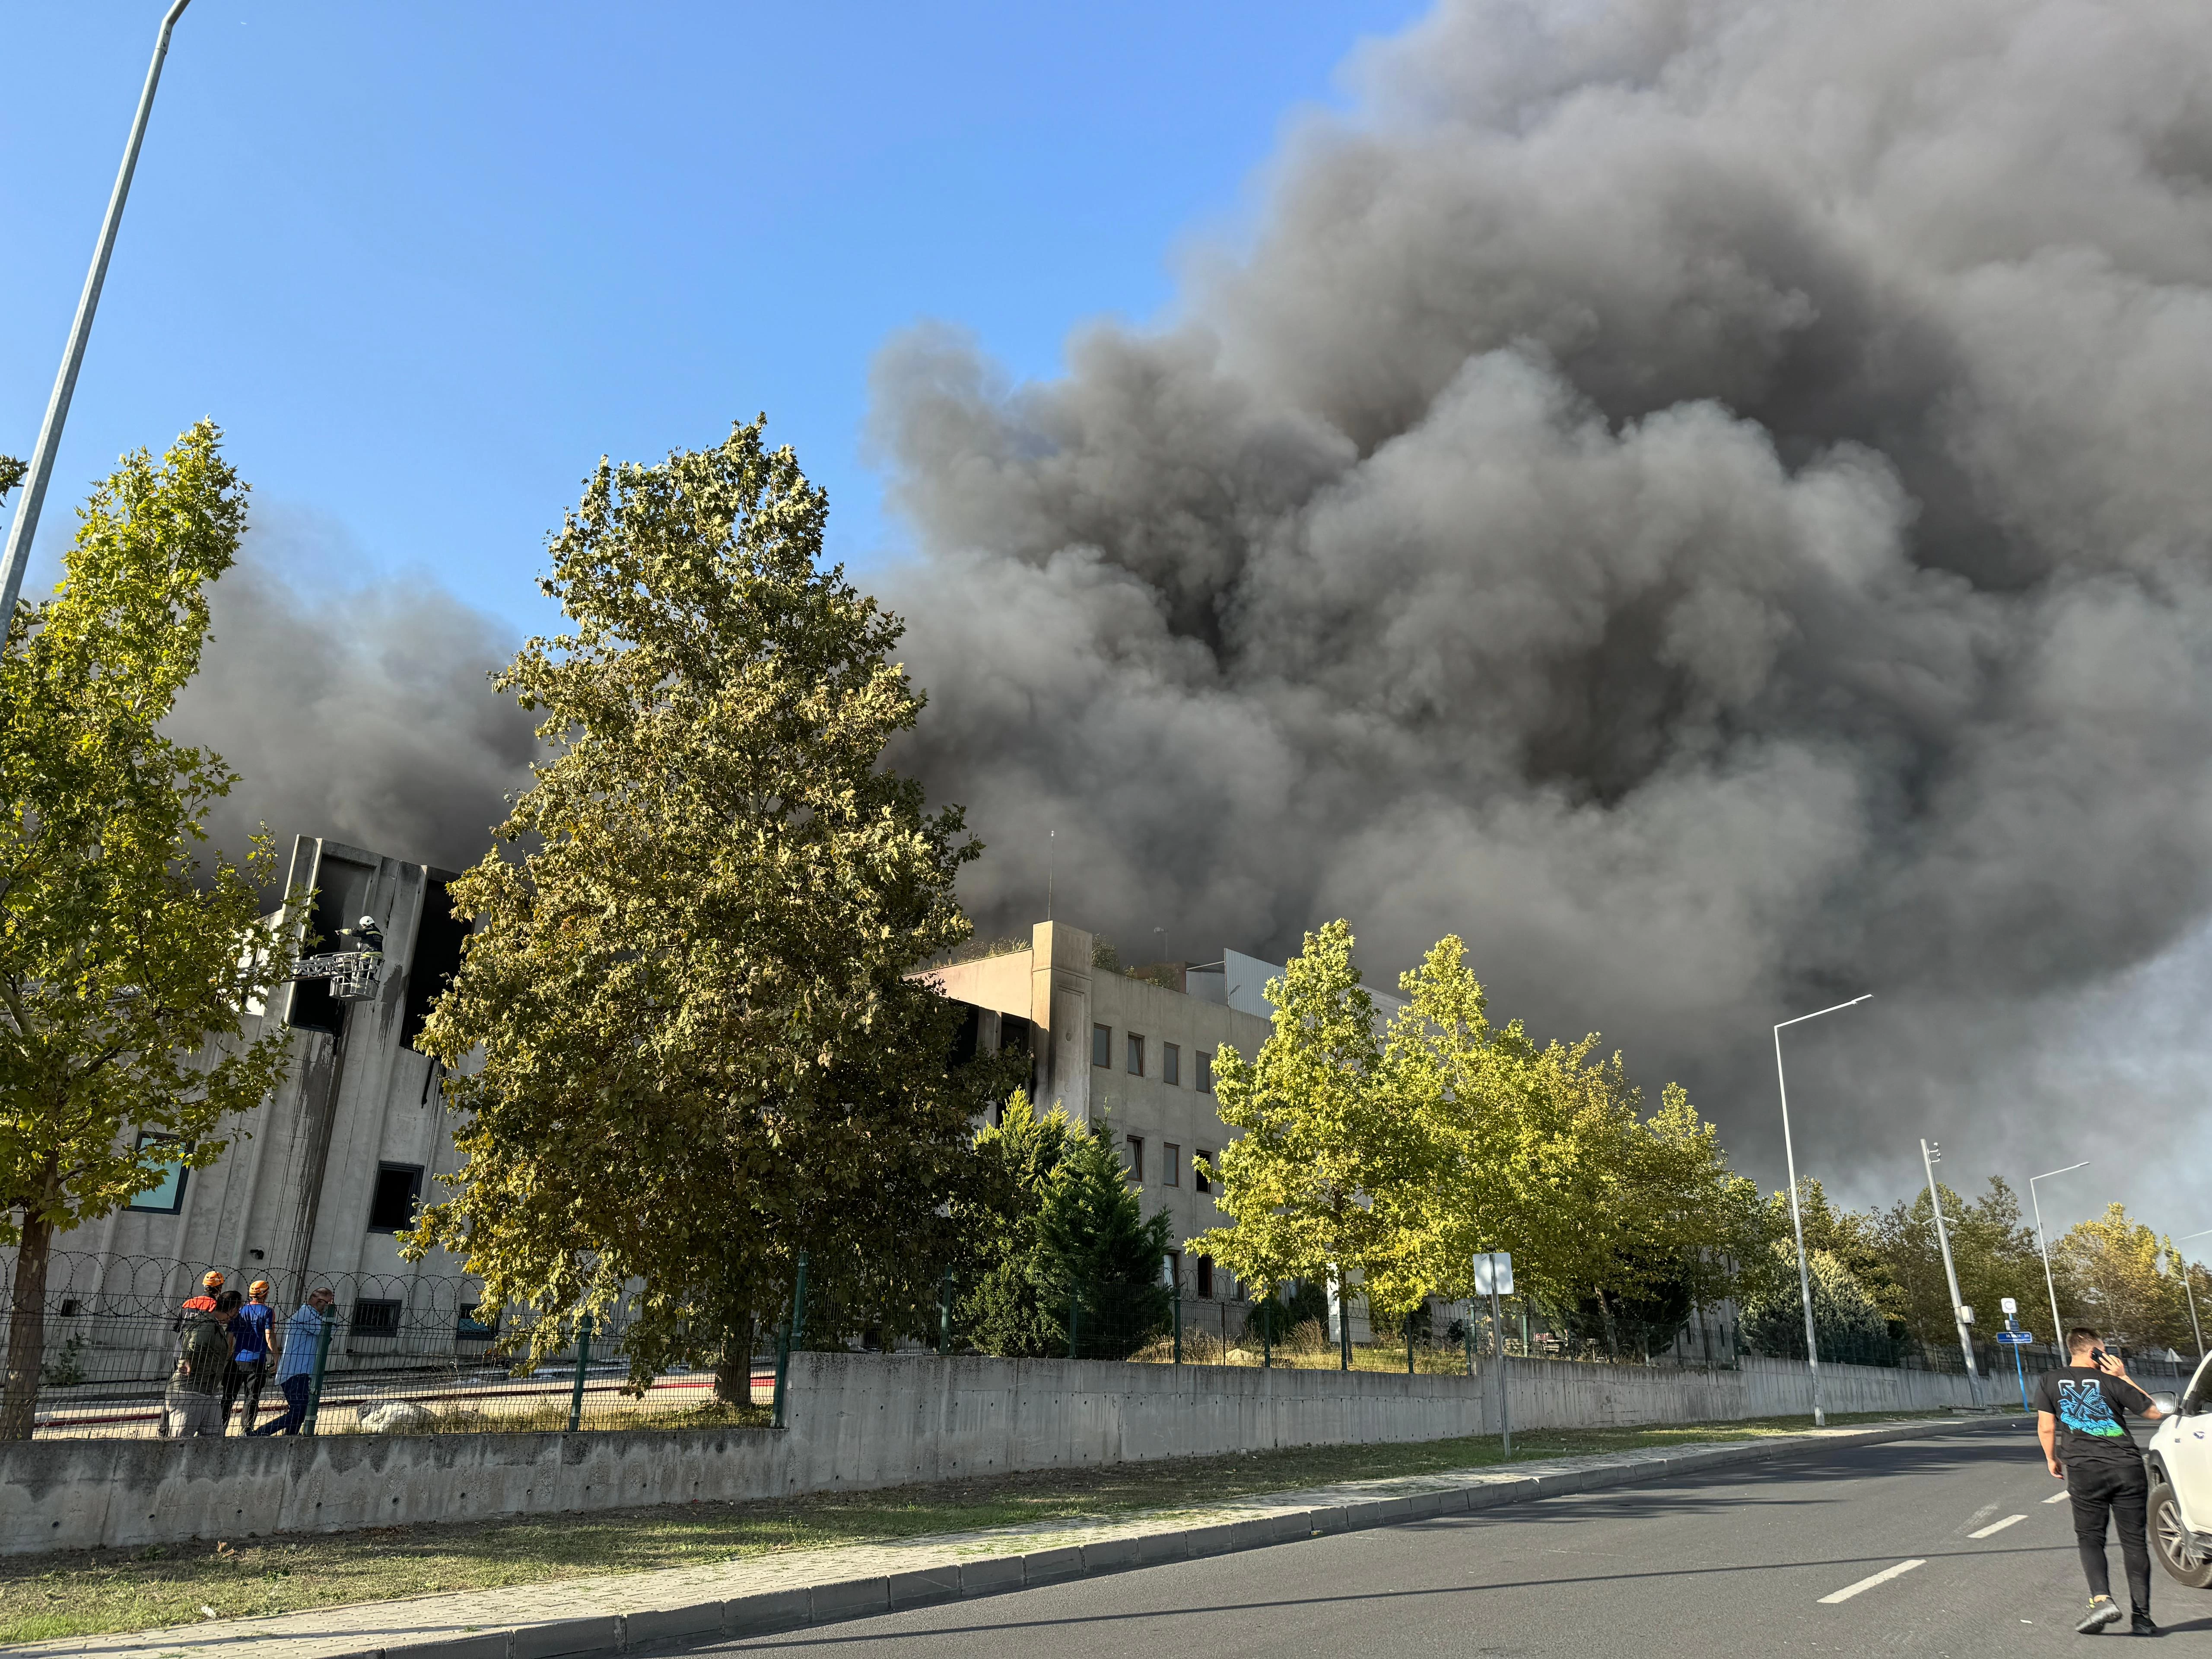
[0,425,292,1439]
[2055,1204,2198,1354]
[1030,1124,1173,1358]
[412,418,1004,1395]
[1189,921,1417,1331]
[951,1091,1076,1357]
[1386,934,1761,1353]
[1762,1178,1908,1334]
[1738,1242,1889,1363]
[1867,1177,2045,1356]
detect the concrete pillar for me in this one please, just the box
[1030,922,1093,1124]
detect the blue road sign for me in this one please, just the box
[1996,1330,2035,1344]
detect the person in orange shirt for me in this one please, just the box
[177,1270,224,1319]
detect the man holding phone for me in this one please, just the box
[2037,1326,2166,1635]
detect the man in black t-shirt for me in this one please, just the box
[2036,1326,2167,1635]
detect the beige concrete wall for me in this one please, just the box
[2,1350,1984,1556]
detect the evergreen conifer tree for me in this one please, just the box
[1032,1125,1174,1359]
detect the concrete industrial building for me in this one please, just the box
[928,922,1353,1321]
[22,835,484,1366]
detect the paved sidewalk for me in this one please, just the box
[11,1417,2002,1659]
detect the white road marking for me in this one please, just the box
[1819,1559,1927,1604]
[1970,1513,2027,1538]
[2044,1490,2071,1504]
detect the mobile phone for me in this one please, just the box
[2090,1347,2109,1369]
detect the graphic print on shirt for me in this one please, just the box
[2058,1378,2126,1439]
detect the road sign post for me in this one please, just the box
[1476,1252,1514,1456]
[1997,1303,2033,1410]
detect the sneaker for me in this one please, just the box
[2077,1597,2123,1634]
[2131,1612,2161,1637]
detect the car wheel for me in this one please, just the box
[2151,1481,2212,1589]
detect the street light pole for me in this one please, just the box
[2029,1161,2088,1359]
[1774,993,1871,1429]
[0,0,193,626]
[2179,1228,2210,1366]
[1920,1139,1983,1408]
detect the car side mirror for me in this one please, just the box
[2150,1392,2180,1417]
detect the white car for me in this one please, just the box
[2146,1353,2212,1588]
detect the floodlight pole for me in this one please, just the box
[1920,1138,1982,1408]
[1773,994,1871,1428]
[2180,1228,2211,1366]
[0,0,193,626]
[2029,1161,2088,1359]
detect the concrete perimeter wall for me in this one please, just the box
[0,1349,1983,1556]
[1498,1352,1982,1430]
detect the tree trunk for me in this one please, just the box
[1,1209,53,1441]
[714,1315,756,1407]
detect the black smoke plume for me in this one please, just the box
[167,510,536,886]
[871,0,2212,1214]
[171,0,2212,1220]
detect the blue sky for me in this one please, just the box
[0,1,1424,629]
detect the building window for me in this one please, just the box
[350,1298,402,1339]
[1197,1050,1214,1094]
[457,1304,498,1340]
[1093,1023,1112,1068]
[1126,1135,1145,1183]
[1195,1150,1214,1195]
[1166,1250,1181,1292]
[1162,1042,1180,1086]
[367,1163,424,1233]
[1163,1143,1180,1187]
[1127,1033,1145,1075]
[127,1133,188,1213]
[1197,1256,1215,1300]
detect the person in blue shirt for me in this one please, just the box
[223,1281,277,1433]
[249,1287,335,1436]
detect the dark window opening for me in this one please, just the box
[1163,1043,1180,1086]
[998,1016,1035,1115]
[400,877,471,1050]
[1093,1023,1112,1068]
[350,1298,402,1339]
[948,1004,980,1067]
[60,1298,82,1318]
[1196,1050,1214,1094]
[1163,1143,1181,1187]
[1127,1033,1145,1075]
[1197,1256,1214,1300]
[367,1163,424,1233]
[1195,1150,1214,1195]
[458,1303,498,1339]
[1126,1135,1145,1183]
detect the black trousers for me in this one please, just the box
[2068,1457,2151,1611]
[222,1357,267,1431]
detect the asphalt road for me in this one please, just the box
[707,1424,2212,1656]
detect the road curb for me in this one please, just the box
[352,1418,2015,1659]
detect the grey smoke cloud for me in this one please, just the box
[873,0,2212,1215]
[168,508,537,885]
